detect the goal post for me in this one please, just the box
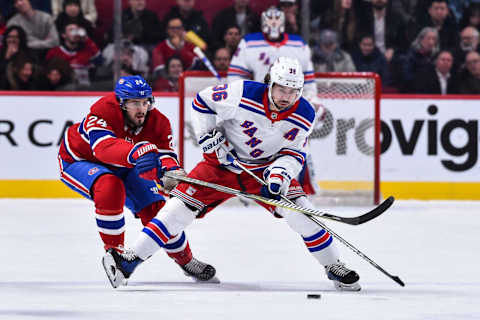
[178,71,381,205]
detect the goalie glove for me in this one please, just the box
[260,167,292,200]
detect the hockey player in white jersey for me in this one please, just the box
[228,6,321,194]
[102,57,361,291]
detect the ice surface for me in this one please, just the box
[1,199,479,320]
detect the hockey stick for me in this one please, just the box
[164,171,404,287]
[228,160,405,287]
[229,155,394,226]
[164,171,393,226]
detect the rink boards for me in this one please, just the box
[0,92,479,200]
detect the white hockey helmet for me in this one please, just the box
[267,56,304,108]
[261,6,285,40]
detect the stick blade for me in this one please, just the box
[392,275,405,287]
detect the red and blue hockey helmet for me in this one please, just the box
[114,75,154,110]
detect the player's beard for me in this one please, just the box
[126,111,146,129]
[273,98,293,111]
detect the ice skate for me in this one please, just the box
[325,260,361,291]
[181,257,219,283]
[102,248,143,288]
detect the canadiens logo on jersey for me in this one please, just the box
[88,167,99,175]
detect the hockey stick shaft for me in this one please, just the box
[307,214,405,287]
[164,171,357,224]
[230,160,405,287]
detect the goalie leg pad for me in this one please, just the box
[92,174,126,250]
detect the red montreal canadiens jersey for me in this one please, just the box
[59,93,179,169]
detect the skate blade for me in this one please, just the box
[333,280,361,292]
[102,253,126,289]
[183,272,221,283]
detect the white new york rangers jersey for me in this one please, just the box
[227,33,316,98]
[191,80,315,179]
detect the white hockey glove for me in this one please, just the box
[198,129,240,172]
[198,128,225,154]
[261,167,292,200]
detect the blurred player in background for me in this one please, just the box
[58,75,216,283]
[102,58,361,292]
[227,6,322,195]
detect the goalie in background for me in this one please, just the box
[58,75,216,284]
[227,6,322,195]
[102,57,361,291]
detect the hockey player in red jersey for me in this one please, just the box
[58,75,216,284]
[102,59,361,291]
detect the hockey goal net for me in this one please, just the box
[178,71,381,205]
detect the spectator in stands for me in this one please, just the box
[121,0,162,49]
[46,22,101,88]
[357,0,409,63]
[413,50,458,94]
[102,37,149,78]
[151,17,197,79]
[459,3,480,30]
[7,0,59,55]
[211,0,260,48]
[163,0,211,49]
[453,26,480,70]
[391,0,418,25]
[448,0,474,23]
[0,26,32,76]
[222,25,242,55]
[402,27,439,92]
[213,47,231,72]
[0,53,39,90]
[154,55,183,92]
[54,0,94,39]
[412,0,459,50]
[38,57,75,90]
[319,0,359,52]
[51,0,97,26]
[278,0,300,35]
[458,50,480,93]
[312,29,356,72]
[351,34,390,85]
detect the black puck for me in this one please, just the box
[307,294,321,299]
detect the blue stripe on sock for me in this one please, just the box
[96,217,125,230]
[164,232,186,250]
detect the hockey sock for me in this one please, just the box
[92,174,126,250]
[137,201,165,226]
[282,196,339,266]
[134,197,196,260]
[165,238,193,266]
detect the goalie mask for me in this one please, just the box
[261,7,285,40]
[267,57,304,109]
